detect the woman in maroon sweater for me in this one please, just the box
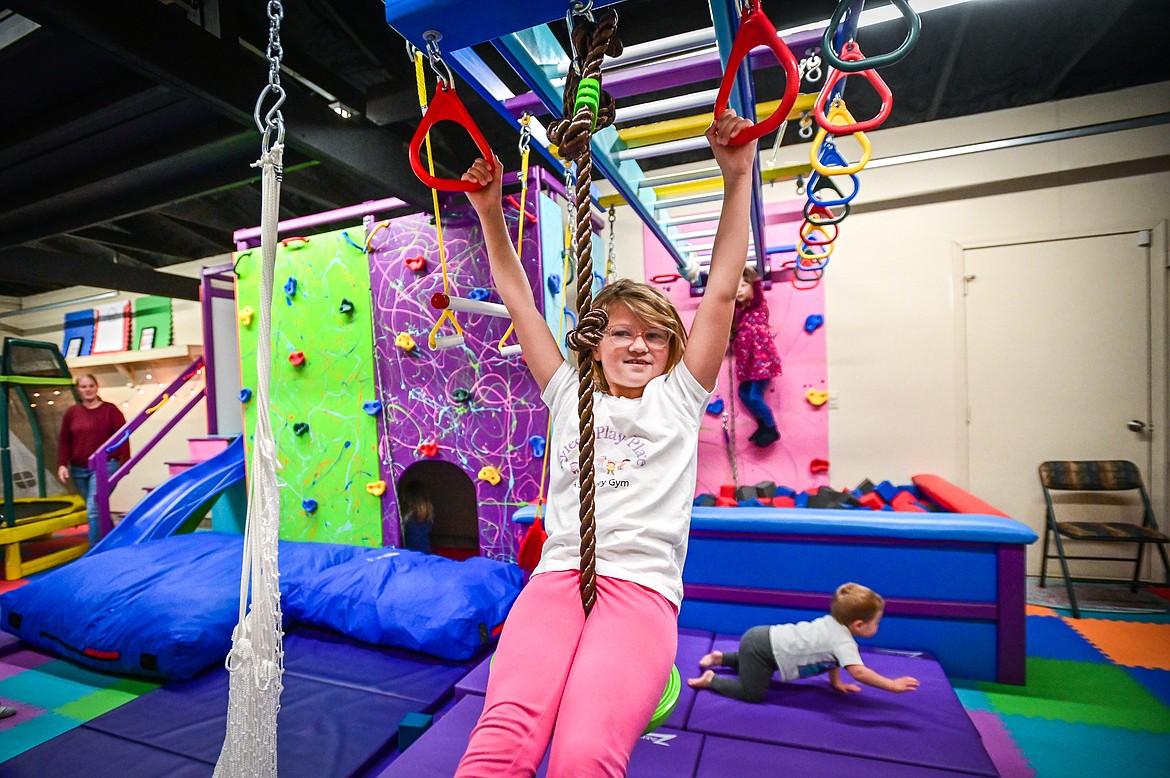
[57,374,129,546]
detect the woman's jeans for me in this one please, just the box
[71,459,119,547]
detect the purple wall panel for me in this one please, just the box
[367,209,547,561]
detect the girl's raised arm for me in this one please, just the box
[683,111,758,391]
[464,156,564,391]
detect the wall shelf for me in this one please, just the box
[66,344,202,380]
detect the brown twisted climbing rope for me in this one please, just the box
[546,7,622,616]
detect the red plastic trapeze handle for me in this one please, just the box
[409,82,495,193]
[814,43,893,135]
[712,0,801,147]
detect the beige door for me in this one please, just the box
[964,231,1154,576]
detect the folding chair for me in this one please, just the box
[1038,460,1170,618]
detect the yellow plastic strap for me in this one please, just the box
[809,101,872,176]
[416,50,459,347]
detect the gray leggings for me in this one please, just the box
[707,625,777,703]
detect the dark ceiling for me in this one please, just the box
[0,0,1166,300]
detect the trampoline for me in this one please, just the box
[1,338,88,580]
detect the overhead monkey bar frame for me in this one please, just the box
[384,0,862,286]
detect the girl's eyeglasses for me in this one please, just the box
[604,327,672,349]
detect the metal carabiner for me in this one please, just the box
[424,33,454,88]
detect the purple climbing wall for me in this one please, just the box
[367,206,548,561]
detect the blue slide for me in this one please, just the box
[89,435,246,555]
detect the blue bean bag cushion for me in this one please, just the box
[0,532,367,680]
[284,548,523,661]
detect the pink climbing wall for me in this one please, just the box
[642,200,830,495]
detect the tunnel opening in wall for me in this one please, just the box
[397,459,480,560]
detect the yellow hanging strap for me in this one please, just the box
[497,114,532,353]
[413,48,463,349]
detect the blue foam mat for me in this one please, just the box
[0,725,211,778]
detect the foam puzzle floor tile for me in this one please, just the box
[1124,666,1170,709]
[1065,619,1170,670]
[999,713,1170,778]
[967,709,1034,778]
[1025,616,1108,663]
[1026,604,1058,617]
[975,658,1170,733]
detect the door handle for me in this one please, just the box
[1127,419,1150,432]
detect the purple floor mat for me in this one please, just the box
[689,640,997,776]
[84,668,421,778]
[0,725,213,778]
[668,628,714,730]
[696,734,988,777]
[374,695,705,778]
[453,651,491,701]
[283,626,471,704]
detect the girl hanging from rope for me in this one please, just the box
[732,263,784,447]
[454,108,757,778]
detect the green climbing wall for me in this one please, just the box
[235,227,382,546]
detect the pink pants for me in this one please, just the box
[455,570,678,777]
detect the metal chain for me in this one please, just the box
[518,113,532,157]
[254,0,286,153]
[606,206,617,282]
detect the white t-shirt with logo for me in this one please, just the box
[768,614,865,681]
[534,360,712,608]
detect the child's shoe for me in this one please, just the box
[753,426,780,447]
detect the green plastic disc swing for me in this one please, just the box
[643,664,681,734]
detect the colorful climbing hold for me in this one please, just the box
[288,350,306,367]
[284,277,298,297]
[366,480,387,497]
[468,287,490,302]
[362,400,382,416]
[302,499,318,514]
[404,255,427,272]
[529,435,546,459]
[547,275,562,295]
[238,306,255,327]
[804,314,824,333]
[477,466,502,486]
[292,422,310,436]
[806,389,830,407]
[394,333,416,351]
[238,388,253,403]
[451,388,472,404]
[809,457,831,474]
[706,398,725,415]
[339,298,355,315]
[418,440,439,458]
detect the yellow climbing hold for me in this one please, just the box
[395,332,417,351]
[806,389,830,407]
[238,306,255,327]
[366,480,387,497]
[477,466,502,486]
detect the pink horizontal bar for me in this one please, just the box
[233,196,409,243]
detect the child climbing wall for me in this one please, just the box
[235,226,383,546]
[641,205,830,493]
[366,198,555,561]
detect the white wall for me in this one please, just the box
[0,256,233,514]
[608,81,1170,573]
